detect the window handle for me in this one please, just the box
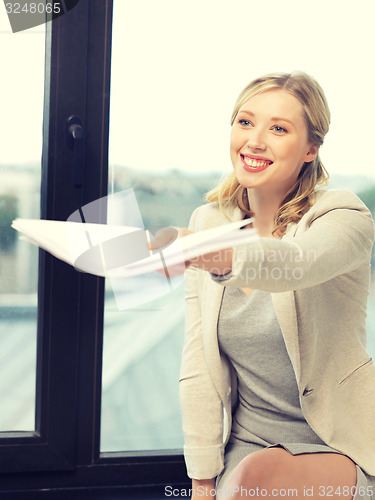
[66,115,86,188]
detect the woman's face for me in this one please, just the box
[230,89,318,195]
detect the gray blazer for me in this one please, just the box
[179,189,375,480]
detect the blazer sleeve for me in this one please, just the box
[179,207,225,480]
[212,191,374,291]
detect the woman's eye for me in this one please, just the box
[238,119,252,126]
[272,125,287,133]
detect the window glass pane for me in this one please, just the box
[101,0,375,452]
[0,13,44,431]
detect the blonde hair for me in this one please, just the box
[206,72,331,235]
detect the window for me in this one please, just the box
[0,17,44,434]
[0,0,188,494]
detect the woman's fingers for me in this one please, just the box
[148,226,232,275]
[147,227,194,277]
[154,260,190,279]
[148,227,193,251]
[178,228,194,238]
[148,226,178,251]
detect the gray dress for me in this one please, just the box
[216,287,374,499]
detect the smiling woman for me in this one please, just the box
[176,72,375,500]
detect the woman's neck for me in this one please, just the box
[247,187,285,237]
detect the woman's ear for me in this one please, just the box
[304,145,319,163]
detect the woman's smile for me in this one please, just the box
[230,89,318,197]
[241,154,273,172]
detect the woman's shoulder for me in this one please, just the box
[283,188,374,239]
[308,188,373,218]
[310,188,370,210]
[289,188,374,239]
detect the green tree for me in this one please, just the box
[0,195,18,252]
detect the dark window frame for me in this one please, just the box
[0,0,189,494]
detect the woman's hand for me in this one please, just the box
[148,226,193,251]
[188,246,233,276]
[191,478,216,500]
[148,226,193,278]
[148,226,233,276]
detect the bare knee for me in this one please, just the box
[222,448,357,500]
[224,448,289,498]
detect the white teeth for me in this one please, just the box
[244,157,271,167]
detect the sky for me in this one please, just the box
[1,0,375,178]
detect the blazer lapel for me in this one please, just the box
[271,291,301,385]
[201,275,228,403]
[199,204,244,404]
[271,221,301,385]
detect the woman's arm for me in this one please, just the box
[215,201,374,291]
[151,193,374,286]
[186,192,374,291]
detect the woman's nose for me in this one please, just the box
[246,129,266,151]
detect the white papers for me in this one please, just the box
[11,217,258,278]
